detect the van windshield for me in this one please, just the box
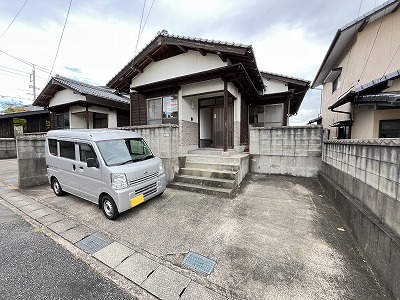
[96,138,154,166]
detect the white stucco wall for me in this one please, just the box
[131,51,227,88]
[181,96,198,122]
[182,79,224,97]
[263,78,288,93]
[49,89,85,107]
[69,105,117,128]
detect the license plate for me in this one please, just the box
[130,194,144,207]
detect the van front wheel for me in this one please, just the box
[52,178,64,196]
[102,195,119,220]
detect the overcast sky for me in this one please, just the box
[0,0,388,124]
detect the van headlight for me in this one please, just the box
[111,173,128,190]
[159,162,164,175]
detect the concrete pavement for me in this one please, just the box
[0,158,391,299]
[0,199,136,299]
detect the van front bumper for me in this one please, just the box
[111,174,166,213]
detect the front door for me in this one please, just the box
[212,106,233,148]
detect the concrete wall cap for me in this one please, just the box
[324,139,400,147]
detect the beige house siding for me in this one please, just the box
[321,9,400,138]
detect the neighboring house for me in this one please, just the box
[33,75,130,129]
[0,109,50,138]
[311,0,400,139]
[108,32,310,153]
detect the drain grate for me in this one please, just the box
[75,233,112,254]
[183,252,216,275]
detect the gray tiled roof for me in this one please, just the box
[53,76,129,104]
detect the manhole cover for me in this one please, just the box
[75,233,112,254]
[183,252,216,275]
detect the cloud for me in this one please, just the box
[64,66,81,73]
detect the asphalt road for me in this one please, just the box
[0,201,135,300]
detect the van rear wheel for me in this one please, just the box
[52,178,64,196]
[102,195,119,220]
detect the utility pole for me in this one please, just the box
[31,64,36,101]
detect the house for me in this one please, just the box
[0,109,50,138]
[311,0,400,139]
[33,75,130,129]
[107,31,310,153]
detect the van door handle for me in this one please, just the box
[79,166,84,170]
[72,164,76,171]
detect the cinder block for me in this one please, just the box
[366,159,380,175]
[378,178,398,199]
[380,162,399,182]
[365,171,380,190]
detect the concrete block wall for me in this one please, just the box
[0,138,17,159]
[321,139,400,299]
[322,139,400,235]
[16,134,48,189]
[120,124,179,183]
[249,126,323,177]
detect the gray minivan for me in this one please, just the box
[45,129,166,220]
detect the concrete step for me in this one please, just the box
[184,154,244,164]
[168,181,233,197]
[180,167,237,180]
[188,149,237,156]
[174,174,236,189]
[185,161,240,172]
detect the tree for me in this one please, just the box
[0,99,26,114]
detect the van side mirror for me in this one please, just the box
[87,158,99,168]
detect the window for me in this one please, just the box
[163,95,178,119]
[332,73,341,93]
[48,139,57,156]
[56,112,70,129]
[249,104,283,127]
[59,141,75,160]
[93,113,108,128]
[96,138,153,166]
[337,125,351,139]
[79,143,96,163]
[379,119,400,138]
[147,97,162,124]
[147,94,178,125]
[264,104,283,127]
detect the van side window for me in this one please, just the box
[48,139,57,156]
[79,143,96,163]
[59,141,76,160]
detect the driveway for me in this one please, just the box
[0,158,390,299]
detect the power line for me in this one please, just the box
[138,0,155,42]
[48,0,72,81]
[381,13,400,78]
[0,0,29,40]
[0,48,54,75]
[0,68,30,78]
[134,0,147,55]
[0,94,32,101]
[0,65,30,75]
[358,9,386,81]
